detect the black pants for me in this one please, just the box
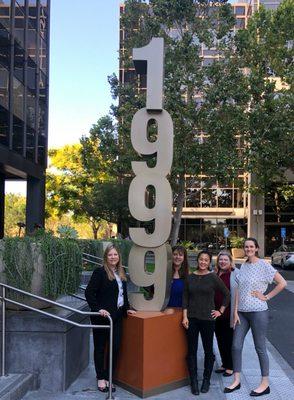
[215,317,233,370]
[187,318,215,379]
[91,309,123,380]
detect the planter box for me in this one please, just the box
[231,248,245,258]
[115,309,188,397]
[0,296,90,392]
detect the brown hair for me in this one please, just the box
[215,250,234,274]
[103,243,127,281]
[196,250,212,270]
[172,245,189,278]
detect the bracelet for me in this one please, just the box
[265,295,270,301]
[219,310,223,315]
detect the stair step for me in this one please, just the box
[0,374,35,400]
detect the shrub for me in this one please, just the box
[230,236,245,249]
[0,233,82,299]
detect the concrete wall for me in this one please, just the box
[0,297,90,392]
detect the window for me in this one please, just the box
[0,28,10,68]
[27,57,36,90]
[27,29,37,61]
[236,19,245,29]
[234,6,245,16]
[14,41,25,83]
[12,77,24,155]
[0,66,9,110]
[0,1,11,32]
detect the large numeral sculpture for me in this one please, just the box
[128,38,174,311]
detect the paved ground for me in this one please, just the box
[22,327,294,400]
[15,262,294,399]
[267,284,294,370]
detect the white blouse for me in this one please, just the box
[235,259,276,312]
[114,271,124,308]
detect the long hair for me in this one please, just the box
[196,250,212,270]
[103,243,127,281]
[172,245,189,278]
[215,250,234,274]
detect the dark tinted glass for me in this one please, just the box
[0,26,10,68]
[0,1,11,31]
[14,40,25,83]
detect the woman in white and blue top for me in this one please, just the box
[224,237,286,397]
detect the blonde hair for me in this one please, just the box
[103,243,127,281]
[215,250,234,274]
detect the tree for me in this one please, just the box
[115,0,237,244]
[233,2,293,192]
[80,115,133,236]
[115,0,293,244]
[47,144,106,239]
[47,133,133,239]
[4,193,26,237]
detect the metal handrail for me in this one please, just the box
[82,252,103,261]
[82,252,129,270]
[0,283,115,400]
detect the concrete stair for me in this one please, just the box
[0,374,35,400]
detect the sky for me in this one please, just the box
[6,0,121,194]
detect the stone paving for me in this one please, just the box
[22,330,294,400]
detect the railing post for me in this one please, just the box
[107,316,114,400]
[1,285,6,376]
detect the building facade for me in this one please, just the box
[0,0,50,237]
[119,0,293,255]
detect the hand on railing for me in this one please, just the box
[99,309,110,317]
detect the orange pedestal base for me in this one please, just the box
[115,308,188,398]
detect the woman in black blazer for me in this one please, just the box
[85,243,135,392]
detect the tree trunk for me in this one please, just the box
[170,174,186,246]
[91,221,100,240]
[274,191,281,223]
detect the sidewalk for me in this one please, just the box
[22,330,294,400]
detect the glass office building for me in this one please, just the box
[0,0,50,237]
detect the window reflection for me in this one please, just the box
[184,177,244,208]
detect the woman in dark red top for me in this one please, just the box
[214,251,236,377]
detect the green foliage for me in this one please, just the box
[4,194,26,237]
[78,239,104,259]
[231,1,294,192]
[2,237,34,292]
[80,116,134,235]
[178,240,195,250]
[47,144,108,239]
[1,235,82,299]
[47,128,133,238]
[39,233,82,298]
[230,236,245,249]
[77,239,133,269]
[115,0,238,244]
[57,225,79,239]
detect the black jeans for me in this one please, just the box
[215,317,234,370]
[187,318,215,379]
[91,309,123,380]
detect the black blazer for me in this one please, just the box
[85,267,129,319]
